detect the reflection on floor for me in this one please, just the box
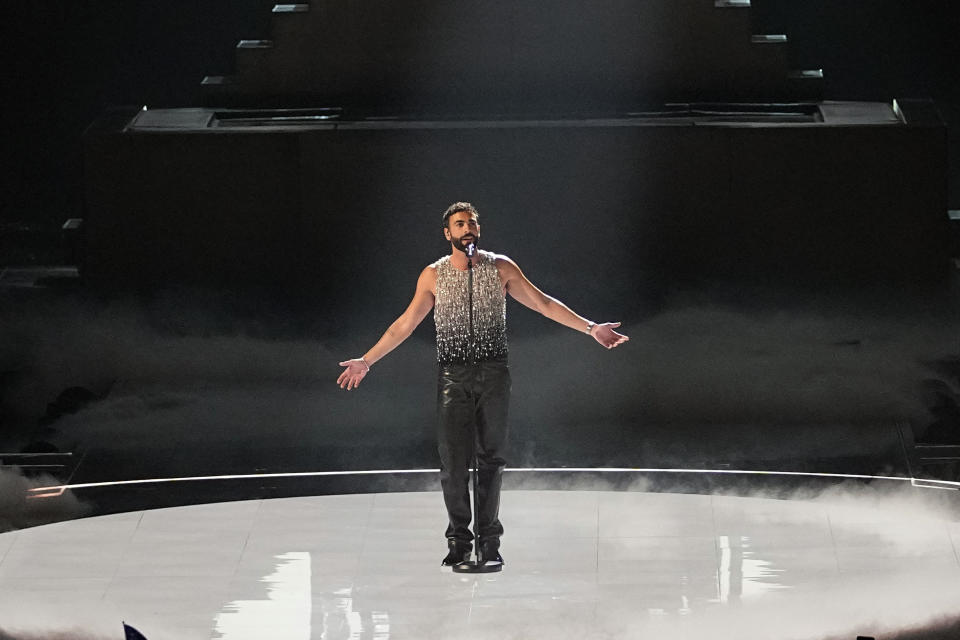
[1,489,959,640]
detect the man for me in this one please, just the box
[337,202,628,568]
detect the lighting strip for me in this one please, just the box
[25,467,960,498]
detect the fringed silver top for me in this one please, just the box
[433,250,508,365]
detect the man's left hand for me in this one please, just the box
[591,322,629,349]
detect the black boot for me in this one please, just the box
[479,538,503,565]
[441,538,472,567]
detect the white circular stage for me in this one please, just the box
[1,488,959,640]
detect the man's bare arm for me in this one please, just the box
[337,266,436,390]
[496,256,629,349]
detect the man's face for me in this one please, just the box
[444,211,480,253]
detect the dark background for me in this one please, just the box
[1,0,959,233]
[1,2,959,510]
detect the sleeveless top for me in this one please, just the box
[432,250,508,365]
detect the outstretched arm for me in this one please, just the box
[496,256,629,349]
[337,266,436,390]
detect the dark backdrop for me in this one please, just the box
[3,1,960,498]
[2,0,959,231]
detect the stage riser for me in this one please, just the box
[83,117,948,297]
[204,0,821,109]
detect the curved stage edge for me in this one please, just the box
[22,467,960,515]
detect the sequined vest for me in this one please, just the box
[433,250,508,365]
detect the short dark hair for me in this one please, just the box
[442,202,479,228]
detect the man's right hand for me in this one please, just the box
[337,359,369,390]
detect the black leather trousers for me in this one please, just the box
[437,359,511,544]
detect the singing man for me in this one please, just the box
[337,201,628,568]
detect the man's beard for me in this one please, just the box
[451,234,478,254]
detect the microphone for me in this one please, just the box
[466,242,476,257]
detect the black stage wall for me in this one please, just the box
[84,111,948,305]
[2,0,960,231]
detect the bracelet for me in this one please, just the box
[359,357,371,372]
[585,321,596,335]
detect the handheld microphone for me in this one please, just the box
[467,242,476,257]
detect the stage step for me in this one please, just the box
[0,451,75,478]
[751,34,787,44]
[787,69,824,101]
[203,0,823,108]
[789,68,824,79]
[201,75,236,86]
[270,3,312,41]
[200,75,239,103]
[746,33,789,86]
[237,39,274,49]
[236,40,275,75]
[272,3,309,13]
[897,424,960,483]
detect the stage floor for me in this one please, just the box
[1,488,959,640]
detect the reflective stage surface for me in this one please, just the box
[1,488,959,640]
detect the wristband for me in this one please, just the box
[585,321,596,335]
[360,358,371,372]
